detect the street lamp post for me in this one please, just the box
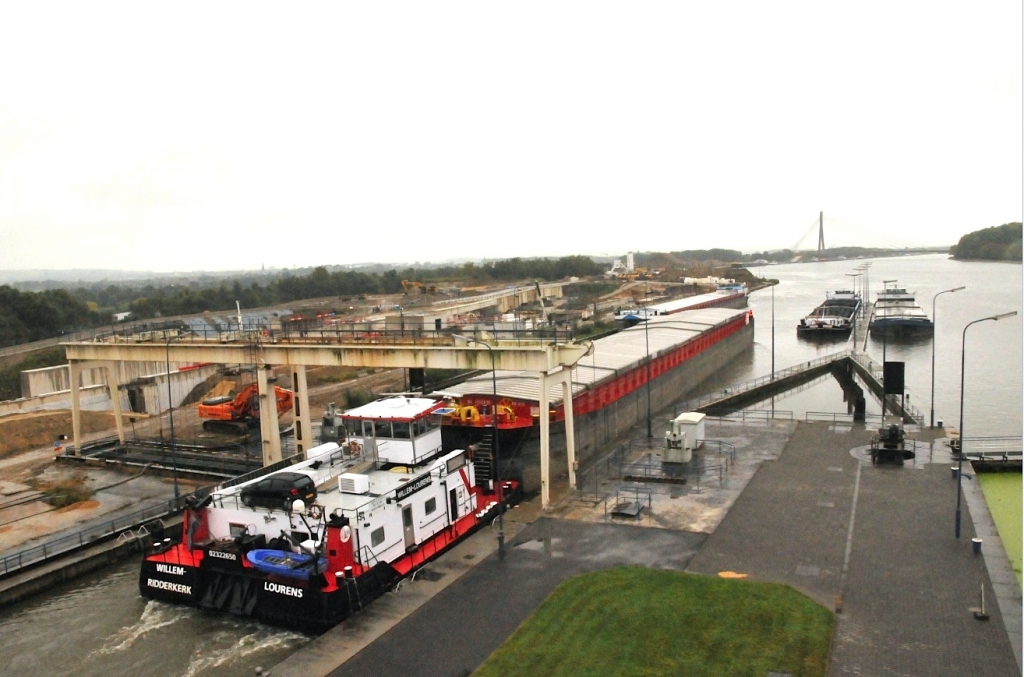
[643,302,652,438]
[955,311,1018,539]
[845,272,862,348]
[165,332,180,501]
[881,279,897,420]
[454,335,505,558]
[930,287,966,428]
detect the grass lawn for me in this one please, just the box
[977,473,1022,585]
[474,566,834,677]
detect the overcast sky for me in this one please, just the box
[1,2,1020,274]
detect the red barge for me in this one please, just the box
[438,307,754,491]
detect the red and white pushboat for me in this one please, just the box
[139,396,515,633]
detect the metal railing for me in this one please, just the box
[69,323,576,350]
[702,409,795,422]
[0,496,190,578]
[806,411,884,425]
[952,436,1023,457]
[603,486,653,521]
[676,350,851,411]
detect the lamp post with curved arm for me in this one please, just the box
[930,286,966,428]
[880,280,897,419]
[165,331,181,501]
[453,335,505,559]
[955,311,1017,539]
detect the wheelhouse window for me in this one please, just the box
[374,420,392,439]
[371,527,385,547]
[391,421,411,439]
[425,497,436,515]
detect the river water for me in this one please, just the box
[1,254,1019,677]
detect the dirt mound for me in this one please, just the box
[0,411,116,459]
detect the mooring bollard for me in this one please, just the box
[972,538,982,555]
[951,466,959,480]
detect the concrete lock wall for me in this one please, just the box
[506,321,754,493]
[2,364,219,418]
[20,361,194,399]
[0,384,114,417]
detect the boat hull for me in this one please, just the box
[868,318,934,335]
[140,556,399,633]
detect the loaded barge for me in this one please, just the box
[140,396,514,633]
[797,290,861,337]
[869,287,933,335]
[439,307,754,490]
[614,286,748,323]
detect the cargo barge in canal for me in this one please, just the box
[438,307,754,491]
[140,396,515,633]
[797,289,861,337]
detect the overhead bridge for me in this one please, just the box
[678,350,924,425]
[62,328,593,507]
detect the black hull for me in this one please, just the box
[139,558,400,634]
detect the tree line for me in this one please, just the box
[0,255,605,348]
[950,222,1022,261]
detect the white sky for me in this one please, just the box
[1,2,1021,273]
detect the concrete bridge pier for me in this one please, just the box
[257,364,283,465]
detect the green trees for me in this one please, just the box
[0,286,102,347]
[950,222,1023,261]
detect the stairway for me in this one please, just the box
[473,429,495,486]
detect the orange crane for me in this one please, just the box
[198,383,294,434]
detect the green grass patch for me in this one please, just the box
[978,473,1022,585]
[474,567,833,677]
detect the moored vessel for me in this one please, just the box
[797,289,861,336]
[438,307,754,491]
[869,287,933,335]
[139,396,515,633]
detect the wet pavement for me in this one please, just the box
[272,418,1021,677]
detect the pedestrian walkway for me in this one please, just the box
[687,422,1020,676]
[274,420,1021,676]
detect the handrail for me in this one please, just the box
[676,350,850,411]
[0,492,199,578]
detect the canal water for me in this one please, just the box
[0,254,1019,677]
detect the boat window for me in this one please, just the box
[446,452,466,473]
[425,497,436,515]
[391,422,411,439]
[371,527,385,547]
[361,420,374,437]
[229,523,247,538]
[375,420,392,439]
[290,530,310,543]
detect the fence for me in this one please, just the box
[676,350,851,412]
[0,496,190,578]
[806,411,884,425]
[702,409,795,422]
[954,436,1023,457]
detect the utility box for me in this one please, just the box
[664,412,705,463]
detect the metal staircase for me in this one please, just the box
[473,429,495,486]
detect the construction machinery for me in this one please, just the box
[401,280,437,294]
[198,383,294,434]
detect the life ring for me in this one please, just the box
[308,504,324,520]
[341,525,351,543]
[348,440,362,455]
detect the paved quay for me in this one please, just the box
[268,419,1021,676]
